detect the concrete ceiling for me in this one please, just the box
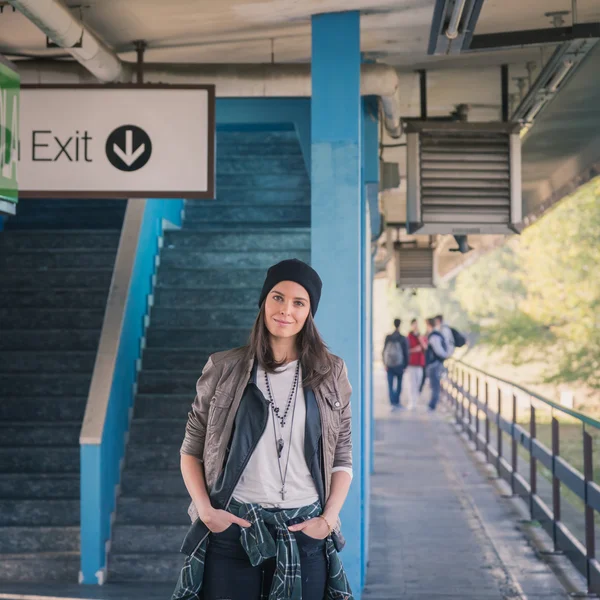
[1,0,600,279]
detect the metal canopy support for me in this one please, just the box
[469,22,600,51]
[134,40,147,85]
[501,64,509,122]
[419,69,427,119]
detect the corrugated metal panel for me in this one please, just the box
[406,122,521,235]
[396,246,435,288]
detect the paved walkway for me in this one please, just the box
[363,367,572,600]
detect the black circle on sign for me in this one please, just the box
[105,125,152,172]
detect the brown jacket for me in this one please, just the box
[180,346,353,522]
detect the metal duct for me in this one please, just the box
[7,0,123,82]
[16,59,402,137]
[406,121,522,235]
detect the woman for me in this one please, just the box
[172,259,354,600]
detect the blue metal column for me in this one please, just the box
[311,11,363,595]
[361,96,379,582]
[363,99,379,478]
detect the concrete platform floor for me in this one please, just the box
[362,367,575,600]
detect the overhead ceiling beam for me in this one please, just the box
[468,22,600,52]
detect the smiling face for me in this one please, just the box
[264,280,311,341]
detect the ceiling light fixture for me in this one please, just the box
[512,39,597,137]
[445,0,468,40]
[428,0,486,55]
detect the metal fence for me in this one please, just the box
[444,360,600,594]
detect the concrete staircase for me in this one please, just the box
[0,199,125,582]
[108,129,311,581]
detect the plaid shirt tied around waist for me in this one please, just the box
[171,498,354,600]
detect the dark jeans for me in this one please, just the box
[427,362,443,410]
[203,523,328,600]
[386,365,405,406]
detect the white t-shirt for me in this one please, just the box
[233,360,320,509]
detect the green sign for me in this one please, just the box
[0,56,19,215]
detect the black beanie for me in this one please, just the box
[258,259,323,316]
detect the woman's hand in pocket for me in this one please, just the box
[288,517,329,540]
[202,507,251,533]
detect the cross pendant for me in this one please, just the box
[280,486,286,501]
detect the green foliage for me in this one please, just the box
[387,176,600,390]
[457,177,600,389]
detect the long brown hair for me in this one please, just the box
[244,303,334,389]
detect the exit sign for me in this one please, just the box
[19,85,215,199]
[0,56,19,216]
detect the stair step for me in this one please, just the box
[120,470,188,497]
[153,287,261,309]
[115,496,191,524]
[137,370,199,395]
[150,307,257,330]
[217,155,306,174]
[0,329,100,350]
[0,397,87,422]
[0,288,108,309]
[160,249,310,270]
[12,199,126,209]
[128,420,187,446]
[0,308,105,330]
[216,130,300,144]
[0,268,113,289]
[206,188,309,204]
[108,552,184,582]
[0,447,79,474]
[0,373,91,396]
[0,249,116,270]
[0,230,121,250]
[0,351,97,373]
[111,524,189,554]
[0,552,80,582]
[141,349,210,371]
[0,423,80,446]
[163,228,310,251]
[184,204,309,225]
[0,500,79,526]
[215,174,308,190]
[215,142,302,156]
[0,473,79,499]
[156,267,267,289]
[183,221,310,230]
[146,327,248,350]
[0,526,80,553]
[132,394,194,420]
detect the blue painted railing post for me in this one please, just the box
[311,11,364,596]
[80,199,183,584]
[80,445,103,583]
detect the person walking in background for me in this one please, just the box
[382,318,409,412]
[435,314,455,358]
[425,318,449,412]
[406,319,425,410]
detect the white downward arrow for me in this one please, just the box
[113,129,145,166]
